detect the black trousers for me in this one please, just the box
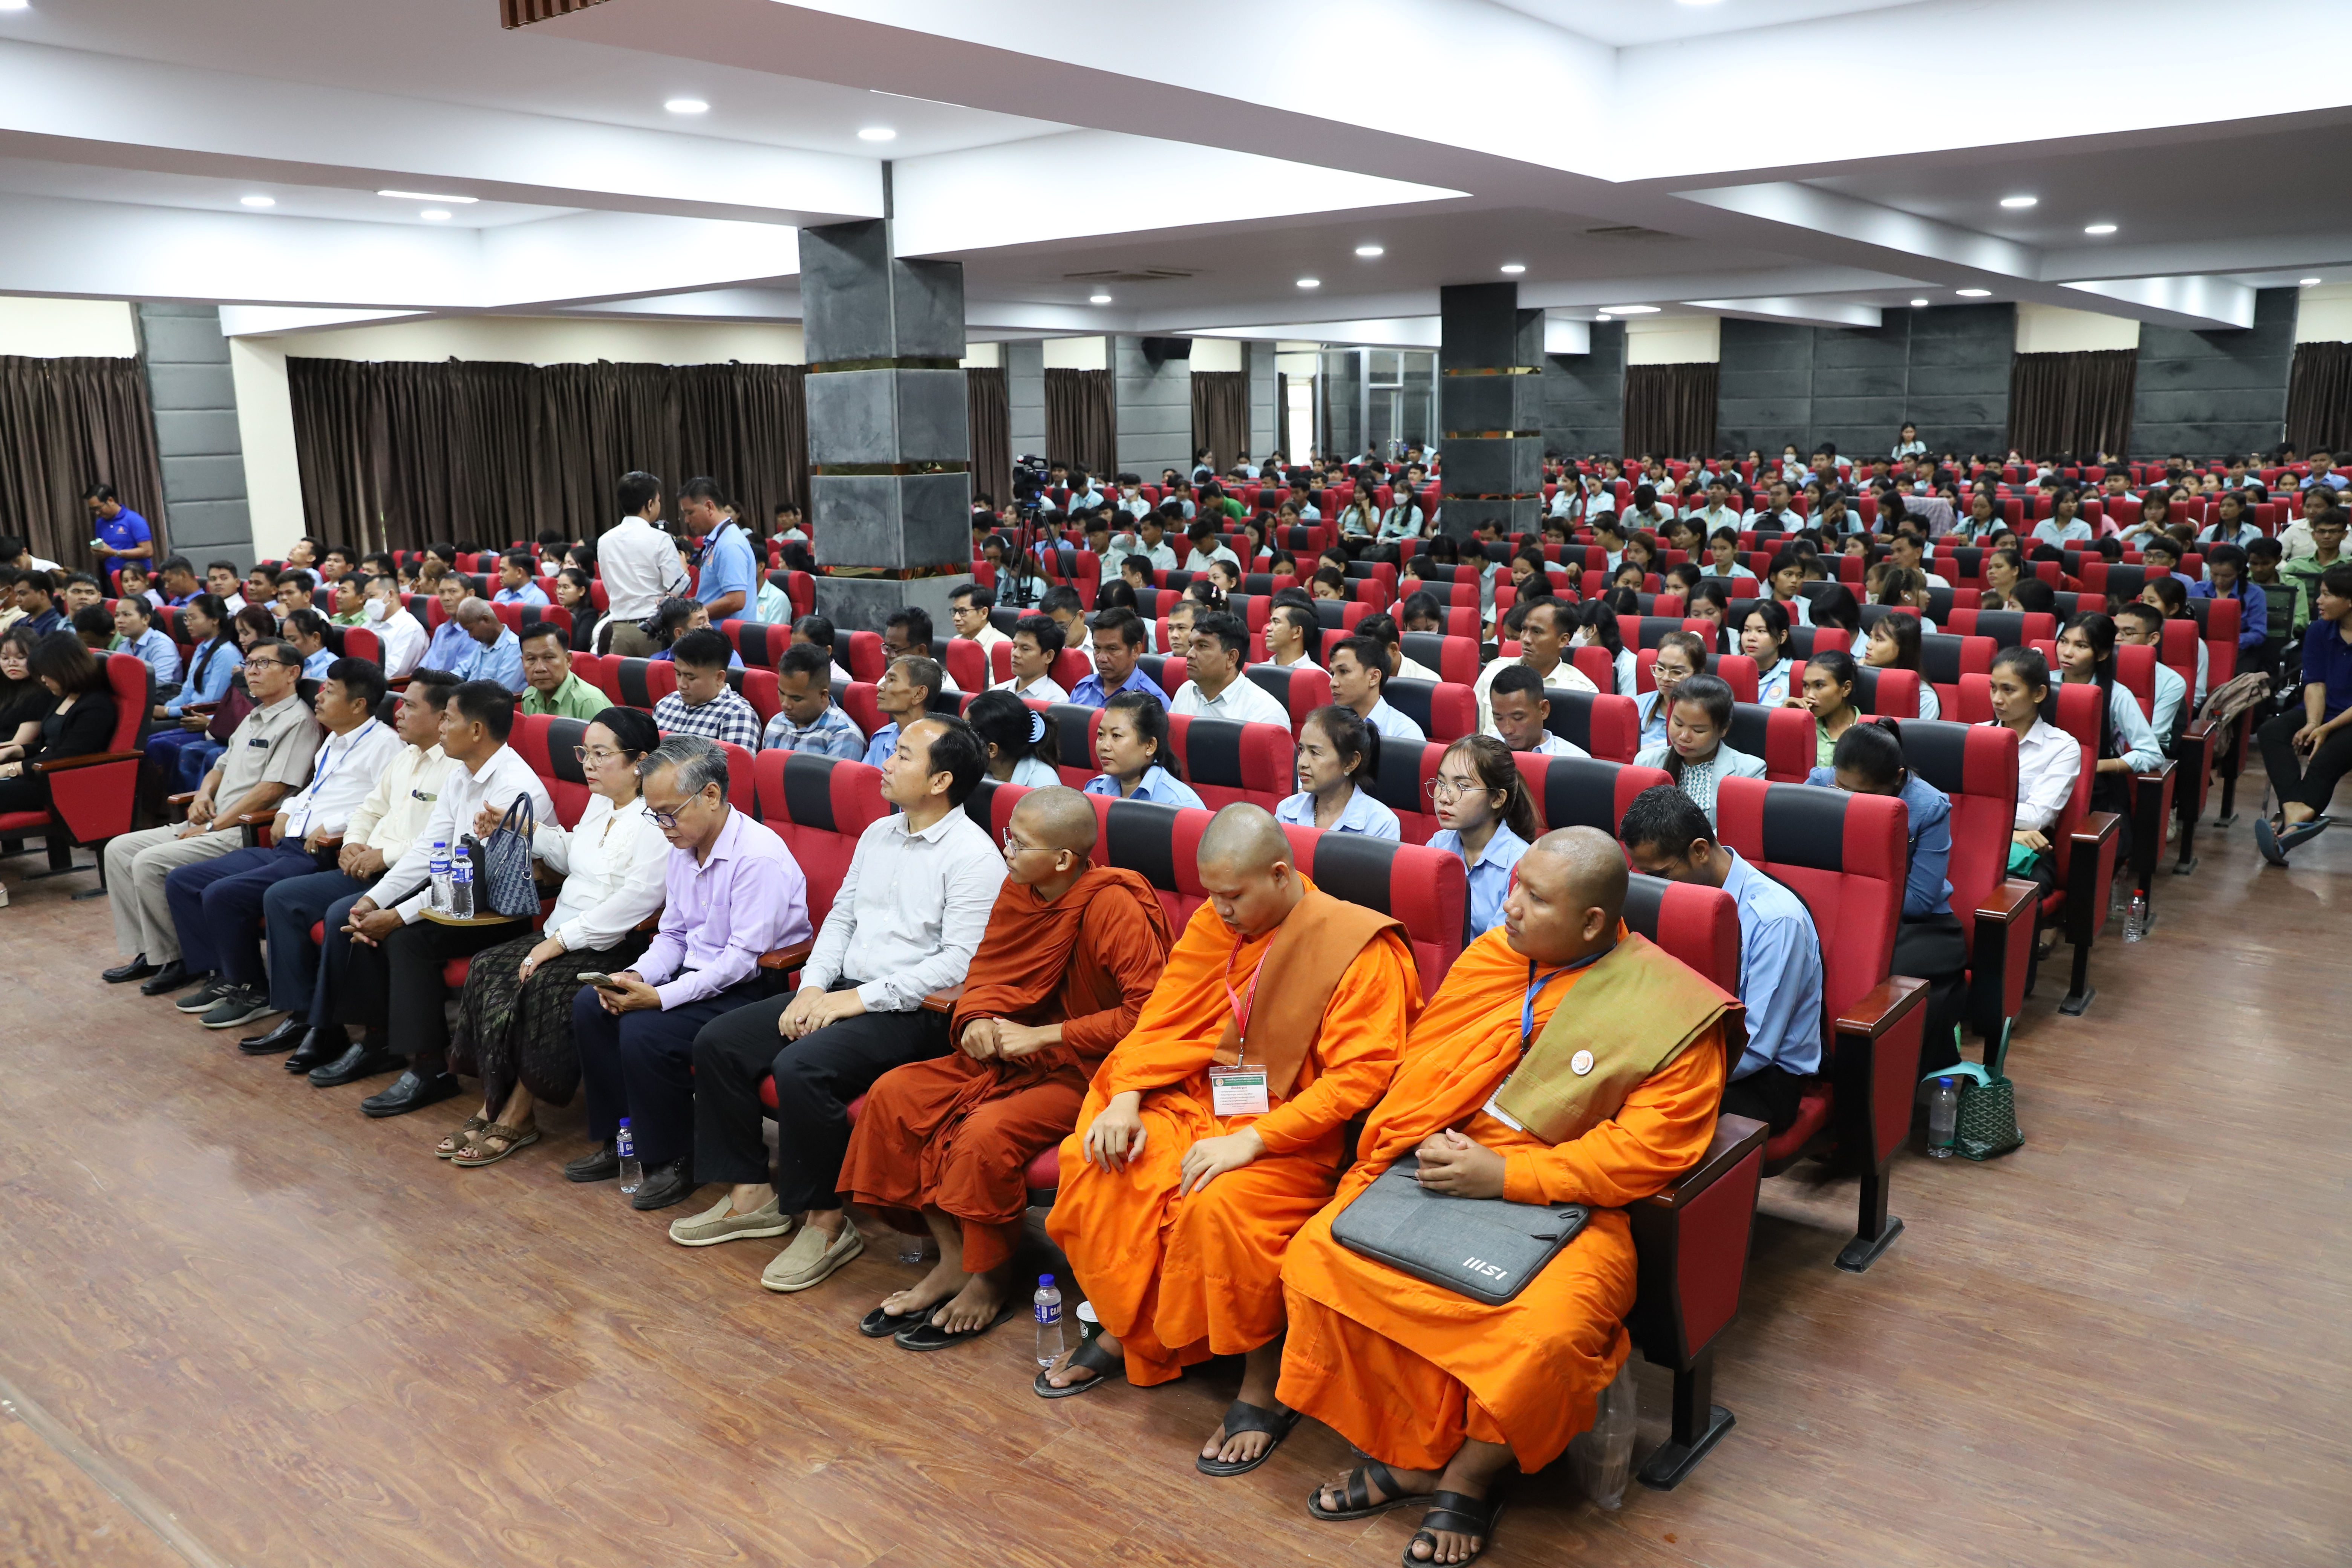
[573,977,773,1168]
[2258,709,2352,816]
[1894,913,1969,1076]
[1721,1063,1806,1134]
[334,916,525,1072]
[691,991,949,1212]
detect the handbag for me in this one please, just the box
[1329,1154,1591,1306]
[1943,1060,2024,1162]
[477,795,541,918]
[205,680,254,742]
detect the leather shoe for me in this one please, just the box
[138,961,205,997]
[239,1015,309,1055]
[361,1069,461,1118]
[307,1041,404,1087]
[563,1142,620,1183]
[629,1157,700,1211]
[283,1028,346,1073]
[103,956,158,984]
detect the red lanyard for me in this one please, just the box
[1223,933,1267,1059]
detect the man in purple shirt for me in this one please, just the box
[569,733,811,1209]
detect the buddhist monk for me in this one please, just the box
[839,787,1173,1348]
[1039,803,1421,1478]
[1279,827,1733,1565]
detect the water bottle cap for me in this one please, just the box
[619,1116,632,1128]
[1037,1273,1054,1288]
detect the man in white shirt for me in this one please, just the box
[1331,635,1424,743]
[329,679,559,1107]
[1887,531,1951,590]
[992,613,1073,704]
[1359,612,1440,685]
[2115,603,2188,741]
[1256,601,1321,671]
[949,583,1011,663]
[1120,513,1181,574]
[596,470,689,655]
[1170,612,1292,727]
[1113,474,1153,521]
[1472,598,1596,734]
[1180,519,1240,575]
[363,573,427,679]
[1488,663,1588,757]
[679,715,1005,1290]
[162,657,405,1033]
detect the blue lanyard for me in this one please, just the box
[291,719,375,835]
[1521,963,1571,1051]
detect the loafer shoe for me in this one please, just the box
[175,977,236,1014]
[201,986,279,1030]
[564,1142,620,1183]
[761,1216,864,1293]
[669,1194,790,1248]
[308,1042,404,1087]
[238,1015,309,1055]
[103,957,158,984]
[361,1069,461,1118]
[629,1158,700,1211]
[283,1029,347,1073]
[138,961,201,997]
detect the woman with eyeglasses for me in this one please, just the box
[436,706,669,1167]
[1424,734,1542,942]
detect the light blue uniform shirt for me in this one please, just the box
[1753,656,1792,709]
[1720,849,1825,1080]
[112,626,181,686]
[1429,819,1528,941]
[464,628,525,692]
[695,521,762,620]
[1805,766,1954,918]
[1274,784,1400,839]
[164,639,238,716]
[862,720,901,769]
[494,581,551,607]
[1084,765,1204,810]
[301,645,334,680]
[764,703,866,759]
[1361,697,1424,744]
[421,619,477,678]
[1070,666,1170,709]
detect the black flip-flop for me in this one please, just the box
[894,1298,1022,1352]
[1306,1459,1421,1521]
[1403,1487,1508,1568]
[1196,1399,1301,1477]
[1033,1335,1121,1398]
[857,1303,931,1339]
[2277,817,2332,858]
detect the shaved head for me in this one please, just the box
[1200,803,1290,877]
[1528,826,1629,917]
[1011,785,1098,857]
[1197,804,1303,937]
[1505,826,1628,964]
[455,597,496,628]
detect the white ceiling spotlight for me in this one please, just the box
[420,209,452,221]
[664,98,709,115]
[378,190,477,204]
[2083,224,2118,235]
[1499,263,1526,274]
[1089,293,1112,304]
[1999,195,2038,209]
[1910,298,1929,306]
[858,127,897,142]
[0,3,31,13]
[1297,277,1321,289]
[2301,278,2323,286]
[1354,244,1384,258]
[240,195,276,208]
[1956,288,1992,297]
[1601,305,1660,314]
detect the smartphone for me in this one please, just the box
[577,972,629,991]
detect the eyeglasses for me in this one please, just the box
[240,658,298,672]
[572,746,623,764]
[1001,830,1053,857]
[1423,775,1485,802]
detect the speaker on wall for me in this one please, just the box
[1141,337,1195,366]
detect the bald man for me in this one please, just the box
[1039,804,1422,1477]
[454,597,525,692]
[840,788,1174,1347]
[1277,828,1736,1567]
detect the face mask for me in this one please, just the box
[363,596,387,622]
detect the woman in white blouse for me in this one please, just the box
[437,707,672,1166]
[1980,645,2075,896]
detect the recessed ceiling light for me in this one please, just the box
[378,190,477,204]
[1602,305,1660,314]
[0,2,30,13]
[1675,0,1724,6]
[420,209,452,221]
[2301,278,2323,286]
[1910,298,1929,306]
[2083,224,2117,235]
[1956,288,1992,297]
[665,98,709,114]
[1595,313,1612,320]
[858,127,897,141]
[240,195,276,208]
[1499,263,1526,274]
[1999,195,2037,209]
[1089,293,1112,305]
[1354,245,1384,258]
[1297,278,1320,289]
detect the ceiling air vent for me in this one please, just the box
[1582,225,1682,242]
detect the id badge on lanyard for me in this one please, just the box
[1208,936,1272,1117]
[1481,961,1577,1132]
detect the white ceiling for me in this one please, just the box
[1491,0,1933,47]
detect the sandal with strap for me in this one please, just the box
[1307,1460,1421,1522]
[1196,1399,1302,1478]
[451,1122,541,1167]
[1032,1335,1121,1400]
[436,1114,490,1159]
[1403,1487,1508,1568]
[894,1298,1023,1352]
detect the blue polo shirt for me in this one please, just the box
[1720,849,1825,1079]
[2303,618,2352,723]
[695,520,762,621]
[1069,665,1170,709]
[96,506,151,556]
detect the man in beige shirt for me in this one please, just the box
[103,640,322,995]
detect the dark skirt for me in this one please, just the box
[450,929,649,1106]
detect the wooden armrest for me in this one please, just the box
[920,983,967,1015]
[1974,877,2040,925]
[234,809,278,827]
[757,940,815,972]
[182,701,219,714]
[1635,1115,1767,1212]
[2181,717,2217,746]
[2072,809,2124,850]
[31,750,145,775]
[165,790,198,805]
[2132,757,2177,788]
[1833,975,1928,1039]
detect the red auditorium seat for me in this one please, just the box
[0,651,148,892]
[1242,662,1334,732]
[1162,715,1294,811]
[1378,677,1477,744]
[1725,701,1817,783]
[1537,686,1642,764]
[1513,752,1673,834]
[1896,719,2038,1057]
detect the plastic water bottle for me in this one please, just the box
[427,840,450,913]
[617,1117,642,1194]
[1926,1077,1959,1158]
[897,1231,926,1265]
[1032,1274,1065,1367]
[2124,891,2148,943]
[448,851,475,919]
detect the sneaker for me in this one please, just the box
[201,985,279,1031]
[760,1215,864,1293]
[175,977,236,1014]
[668,1194,792,1248]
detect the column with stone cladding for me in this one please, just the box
[1437,283,1544,542]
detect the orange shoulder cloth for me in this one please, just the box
[950,867,1167,1040]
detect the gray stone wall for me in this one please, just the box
[1114,335,1190,478]
[2130,286,2297,459]
[1716,305,2012,463]
[135,302,254,566]
[1006,338,1045,464]
[1247,341,1279,461]
[1543,320,1625,457]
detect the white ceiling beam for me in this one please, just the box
[2061,276,2257,331]
[1187,318,1442,349]
[219,306,428,337]
[1686,297,1885,330]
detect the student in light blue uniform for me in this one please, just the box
[1273,704,1400,839]
[1082,689,1204,809]
[1424,735,1537,944]
[1739,599,1796,709]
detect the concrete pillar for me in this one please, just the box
[800,217,971,632]
[1438,284,1544,541]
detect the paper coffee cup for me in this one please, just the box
[1076,1300,1101,1343]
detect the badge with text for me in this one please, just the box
[1210,1067,1269,1116]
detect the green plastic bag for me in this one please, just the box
[1939,1060,2024,1161]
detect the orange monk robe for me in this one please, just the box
[1044,884,1421,1388]
[1277,929,1727,1475]
[841,868,1172,1273]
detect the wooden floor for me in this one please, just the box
[3,798,2347,1568]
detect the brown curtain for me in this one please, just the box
[1622,362,1719,459]
[1043,367,1115,478]
[2007,349,2135,459]
[0,355,164,570]
[966,367,1011,510]
[2286,340,2352,455]
[1193,370,1250,474]
[287,357,806,552]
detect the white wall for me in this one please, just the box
[228,338,306,561]
[2015,302,2141,354]
[2294,283,2352,343]
[260,314,807,365]
[0,296,138,357]
[959,342,1001,368]
[1188,337,1243,372]
[1625,313,1720,365]
[1041,335,1109,371]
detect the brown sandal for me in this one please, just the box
[436,1114,490,1159]
[451,1122,541,1167]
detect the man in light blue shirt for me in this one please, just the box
[861,653,940,768]
[453,599,525,692]
[1068,609,1168,709]
[684,479,761,624]
[1620,784,1823,1134]
[492,551,552,608]
[761,645,867,758]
